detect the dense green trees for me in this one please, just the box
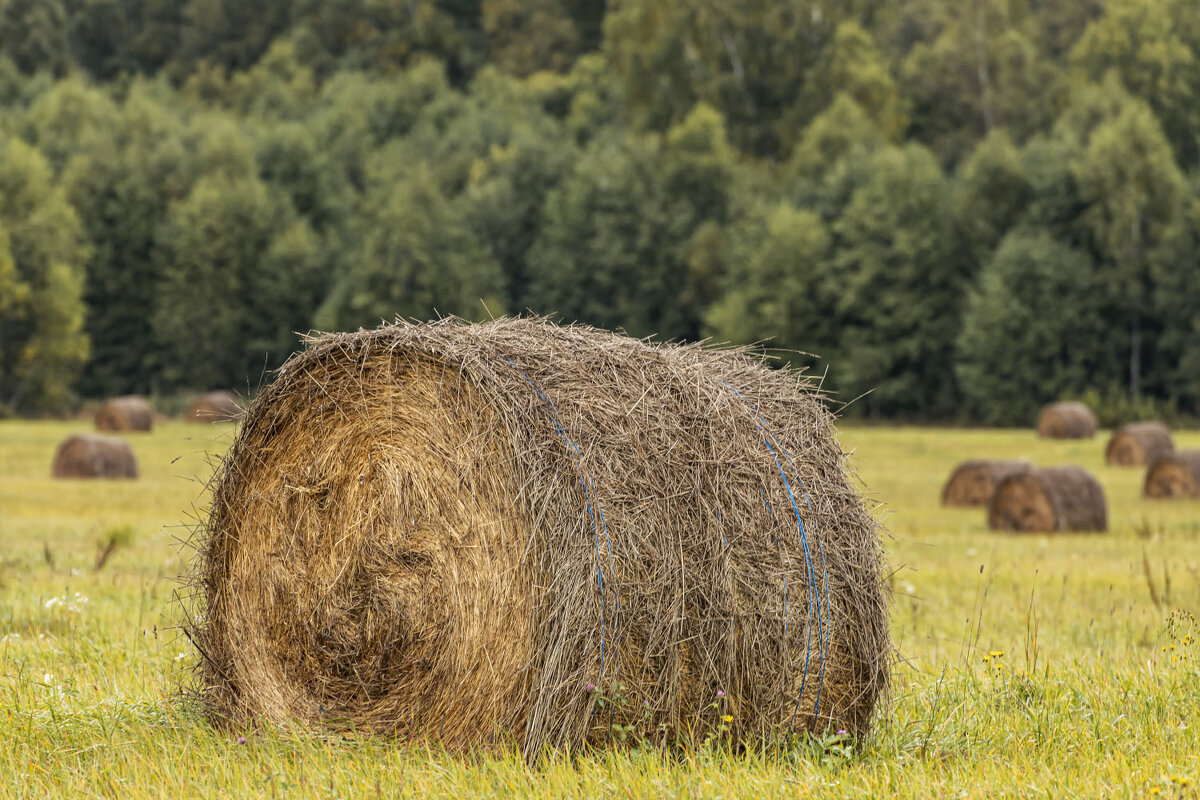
[0,0,1198,424]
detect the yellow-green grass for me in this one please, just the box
[0,420,1197,798]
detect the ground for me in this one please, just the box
[0,420,1197,798]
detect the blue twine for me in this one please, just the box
[724,383,828,731]
[502,357,620,679]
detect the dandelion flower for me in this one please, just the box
[722,715,733,723]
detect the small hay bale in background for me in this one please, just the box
[1036,402,1097,439]
[1144,451,1200,499]
[51,434,138,479]
[192,318,890,757]
[94,395,154,432]
[185,390,241,423]
[941,459,1034,508]
[1105,421,1174,466]
[987,466,1107,533]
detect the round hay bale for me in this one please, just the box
[193,318,890,756]
[987,466,1107,533]
[186,390,241,423]
[51,434,138,479]
[1036,402,1097,439]
[1105,421,1174,466]
[940,459,1034,508]
[1144,451,1200,499]
[94,395,154,432]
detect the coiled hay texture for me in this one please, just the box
[940,460,1033,508]
[192,318,889,757]
[1105,421,1174,466]
[1144,451,1200,499]
[1036,402,1097,439]
[52,434,138,479]
[95,395,154,432]
[987,466,1107,533]
[187,390,241,423]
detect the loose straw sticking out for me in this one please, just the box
[191,317,890,758]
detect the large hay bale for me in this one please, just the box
[987,466,1107,533]
[51,434,138,479]
[1036,402,1097,439]
[940,459,1034,508]
[193,318,890,756]
[1144,451,1200,499]
[94,395,154,432]
[186,390,241,423]
[1105,421,1174,466]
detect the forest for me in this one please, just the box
[1,0,1199,424]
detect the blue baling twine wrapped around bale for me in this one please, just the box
[725,383,831,730]
[502,357,621,683]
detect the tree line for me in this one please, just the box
[1,0,1199,424]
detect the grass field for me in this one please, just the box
[1,419,1198,798]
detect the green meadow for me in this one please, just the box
[0,420,1197,798]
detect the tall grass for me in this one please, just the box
[0,421,1196,798]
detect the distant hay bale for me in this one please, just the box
[1036,402,1097,439]
[193,318,890,757]
[94,395,154,432]
[51,434,138,479]
[1105,421,1174,466]
[186,390,241,423]
[1144,451,1200,499]
[987,466,1107,533]
[940,460,1034,508]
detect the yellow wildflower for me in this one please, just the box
[722,715,733,723]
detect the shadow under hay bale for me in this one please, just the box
[941,460,1034,508]
[1105,421,1174,466]
[94,395,154,432]
[186,390,241,422]
[987,466,1106,533]
[51,434,138,479]
[192,318,890,758]
[1144,451,1200,499]
[1036,402,1097,439]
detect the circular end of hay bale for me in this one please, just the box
[1036,402,1097,439]
[941,460,1033,508]
[201,358,532,747]
[988,466,1106,533]
[1144,451,1200,499]
[94,395,154,432]
[195,319,891,755]
[51,434,138,479]
[1105,421,1174,466]
[186,391,241,423]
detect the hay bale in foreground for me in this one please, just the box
[186,390,241,422]
[51,434,138,479]
[1144,451,1200,499]
[95,395,154,432]
[941,460,1034,508]
[987,466,1106,533]
[1105,421,1174,466]
[1036,402,1097,439]
[193,318,890,757]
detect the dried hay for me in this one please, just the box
[1105,421,1174,466]
[987,466,1106,533]
[191,318,890,757]
[1144,451,1200,499]
[94,395,154,432]
[1036,402,1097,439]
[51,434,138,479]
[186,391,242,423]
[940,460,1034,508]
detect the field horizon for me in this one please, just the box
[0,419,1196,798]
